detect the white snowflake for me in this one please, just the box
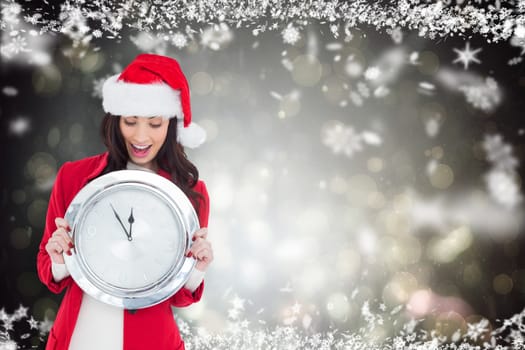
[356,81,370,98]
[92,75,110,99]
[1,2,22,25]
[482,134,518,172]
[459,77,501,112]
[200,23,233,50]
[466,318,489,341]
[8,116,31,136]
[390,27,403,44]
[364,66,381,81]
[510,35,525,55]
[2,86,18,96]
[321,121,363,157]
[171,32,187,49]
[282,25,301,45]
[453,42,482,70]
[485,169,523,209]
[130,32,167,54]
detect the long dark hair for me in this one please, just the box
[99,113,203,212]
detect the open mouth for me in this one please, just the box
[130,144,152,157]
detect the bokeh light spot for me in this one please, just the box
[191,72,214,95]
[292,55,322,86]
[17,271,42,296]
[493,274,513,295]
[10,227,31,249]
[429,163,454,189]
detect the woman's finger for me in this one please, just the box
[54,228,74,246]
[49,235,72,255]
[193,245,213,261]
[192,228,208,241]
[55,217,70,231]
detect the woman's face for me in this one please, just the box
[119,116,170,171]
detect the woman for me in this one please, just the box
[37,54,213,350]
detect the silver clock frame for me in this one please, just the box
[64,170,199,310]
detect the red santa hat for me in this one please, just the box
[102,53,205,148]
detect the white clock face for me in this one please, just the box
[76,186,183,290]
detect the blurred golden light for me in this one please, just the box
[10,227,31,249]
[382,272,418,306]
[198,118,219,142]
[431,146,444,159]
[295,207,329,236]
[47,127,61,148]
[383,210,410,236]
[33,298,59,320]
[435,311,466,340]
[417,51,440,75]
[329,175,348,194]
[11,189,26,204]
[367,157,384,172]
[69,123,84,144]
[428,225,472,263]
[25,152,57,190]
[429,163,454,189]
[242,161,274,188]
[463,263,482,287]
[27,199,48,228]
[382,235,421,267]
[326,292,351,321]
[17,272,42,296]
[291,55,322,86]
[191,72,214,95]
[338,49,366,77]
[512,269,525,293]
[367,191,386,209]
[346,174,377,207]
[213,73,233,96]
[321,76,346,103]
[297,264,327,298]
[493,274,513,295]
[33,64,62,95]
[79,52,104,72]
[336,247,361,280]
[279,93,301,117]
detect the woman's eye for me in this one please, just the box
[124,120,136,126]
[150,124,162,128]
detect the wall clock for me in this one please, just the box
[63,170,198,310]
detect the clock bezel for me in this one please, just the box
[64,170,199,310]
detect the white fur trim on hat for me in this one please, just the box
[102,74,183,119]
[177,121,206,148]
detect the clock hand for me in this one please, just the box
[128,208,134,239]
[110,203,132,241]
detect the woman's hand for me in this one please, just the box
[45,218,74,264]
[187,228,213,271]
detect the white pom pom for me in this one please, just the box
[177,122,206,148]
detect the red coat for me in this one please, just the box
[37,152,210,350]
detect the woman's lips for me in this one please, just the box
[130,144,152,158]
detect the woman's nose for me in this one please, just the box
[132,125,149,142]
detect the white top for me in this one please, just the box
[52,162,204,350]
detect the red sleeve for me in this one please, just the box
[170,180,210,307]
[36,163,74,294]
